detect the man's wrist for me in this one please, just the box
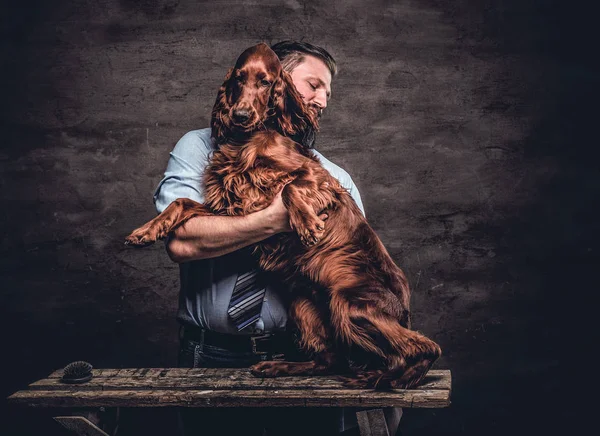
[251,207,284,235]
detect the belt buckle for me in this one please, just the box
[271,353,285,361]
[250,334,272,356]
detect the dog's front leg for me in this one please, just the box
[281,168,327,246]
[125,198,212,247]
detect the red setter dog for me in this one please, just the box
[126,43,441,389]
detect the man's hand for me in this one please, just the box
[261,189,329,235]
[261,190,293,233]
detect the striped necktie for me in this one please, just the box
[227,268,266,331]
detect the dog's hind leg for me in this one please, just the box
[125,198,212,246]
[390,357,437,389]
[364,313,441,388]
[330,294,441,389]
[288,297,330,355]
[250,297,340,377]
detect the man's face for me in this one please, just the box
[288,55,332,118]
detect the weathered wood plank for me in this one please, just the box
[357,409,390,436]
[47,368,449,378]
[31,370,450,392]
[47,368,193,379]
[48,369,123,378]
[356,410,372,436]
[410,389,453,408]
[8,388,450,408]
[53,416,109,436]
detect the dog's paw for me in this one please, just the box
[124,220,172,247]
[250,361,289,378]
[124,230,158,247]
[295,217,326,246]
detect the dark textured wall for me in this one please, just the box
[2,0,595,435]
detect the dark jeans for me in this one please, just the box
[177,329,350,436]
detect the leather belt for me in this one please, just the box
[181,326,292,358]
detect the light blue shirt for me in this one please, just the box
[154,128,365,334]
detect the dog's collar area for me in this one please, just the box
[216,127,255,147]
[291,126,316,149]
[214,123,316,150]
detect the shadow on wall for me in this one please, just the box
[400,3,596,434]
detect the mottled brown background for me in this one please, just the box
[1,0,594,435]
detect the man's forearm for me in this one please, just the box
[165,208,284,263]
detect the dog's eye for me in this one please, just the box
[260,80,271,87]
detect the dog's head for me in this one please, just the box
[211,43,319,145]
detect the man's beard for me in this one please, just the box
[299,125,316,149]
[296,105,321,149]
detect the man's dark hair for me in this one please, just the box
[270,41,337,77]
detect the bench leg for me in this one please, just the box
[357,409,390,436]
[53,416,110,436]
[356,407,403,436]
[383,407,403,435]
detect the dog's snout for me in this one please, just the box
[233,109,251,123]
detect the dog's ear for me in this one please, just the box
[271,70,319,137]
[211,68,234,144]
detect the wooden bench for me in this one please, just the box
[7,367,451,436]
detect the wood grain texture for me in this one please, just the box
[35,368,451,391]
[357,409,391,436]
[53,416,109,436]
[8,368,451,409]
[9,387,450,408]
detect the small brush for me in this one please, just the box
[61,360,93,384]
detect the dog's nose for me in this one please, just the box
[233,109,251,123]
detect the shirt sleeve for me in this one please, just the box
[310,150,366,218]
[153,130,213,214]
[346,179,366,217]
